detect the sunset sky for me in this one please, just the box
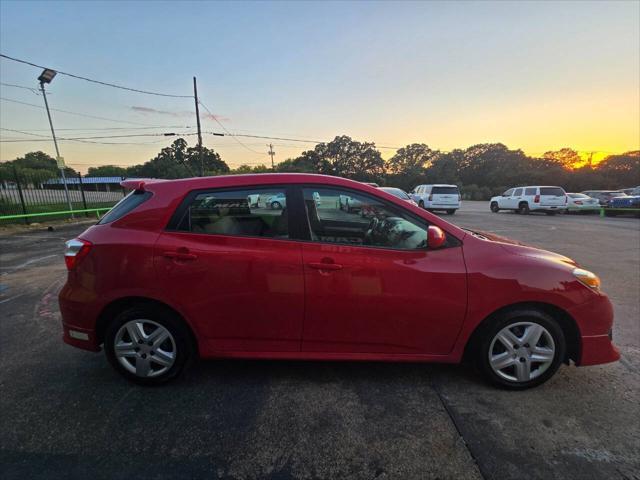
[1,1,638,172]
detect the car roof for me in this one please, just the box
[417,184,458,187]
[122,173,378,192]
[512,185,563,189]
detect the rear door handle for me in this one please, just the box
[308,262,343,271]
[163,251,198,261]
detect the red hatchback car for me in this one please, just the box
[59,174,619,388]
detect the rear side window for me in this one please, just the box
[174,188,289,239]
[540,187,565,196]
[524,187,537,195]
[98,190,152,224]
[432,186,459,195]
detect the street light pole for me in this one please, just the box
[38,69,73,216]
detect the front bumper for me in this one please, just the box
[567,293,620,366]
[579,334,620,366]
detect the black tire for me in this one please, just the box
[490,202,500,213]
[271,201,282,210]
[474,309,566,390]
[518,202,530,215]
[104,305,195,385]
[418,200,425,209]
[446,209,456,215]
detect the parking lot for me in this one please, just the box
[1,201,638,480]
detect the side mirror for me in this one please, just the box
[427,225,446,249]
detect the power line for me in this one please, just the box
[1,96,171,126]
[3,125,193,132]
[0,53,193,98]
[198,99,265,155]
[0,82,40,94]
[0,130,197,143]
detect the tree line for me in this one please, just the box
[2,136,638,199]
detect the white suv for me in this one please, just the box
[490,186,567,215]
[410,184,461,214]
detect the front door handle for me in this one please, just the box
[163,250,198,261]
[308,262,343,271]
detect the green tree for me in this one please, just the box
[125,139,229,179]
[86,165,128,177]
[543,148,583,169]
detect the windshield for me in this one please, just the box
[380,187,410,200]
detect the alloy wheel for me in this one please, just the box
[114,319,177,378]
[488,321,555,383]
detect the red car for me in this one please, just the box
[59,174,619,388]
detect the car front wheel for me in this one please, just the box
[490,202,499,213]
[104,305,195,385]
[475,309,565,389]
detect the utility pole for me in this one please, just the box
[268,143,275,170]
[38,69,73,217]
[193,76,204,176]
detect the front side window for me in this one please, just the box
[513,188,523,196]
[503,188,514,196]
[176,188,289,239]
[302,187,428,250]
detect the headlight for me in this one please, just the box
[573,268,601,291]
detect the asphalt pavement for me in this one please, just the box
[1,203,638,479]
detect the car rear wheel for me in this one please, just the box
[446,209,456,215]
[475,309,565,389]
[490,202,499,213]
[518,202,530,215]
[105,305,195,385]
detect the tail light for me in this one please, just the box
[458,194,462,201]
[534,195,540,203]
[428,194,433,201]
[564,195,568,204]
[64,238,92,270]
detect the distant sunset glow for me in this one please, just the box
[1,1,638,172]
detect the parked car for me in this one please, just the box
[620,186,640,196]
[490,186,567,215]
[580,190,627,206]
[60,174,619,389]
[566,193,600,213]
[269,191,321,210]
[605,195,640,216]
[377,187,418,205]
[410,184,461,214]
[360,187,418,218]
[267,192,286,209]
[246,193,261,208]
[339,193,363,212]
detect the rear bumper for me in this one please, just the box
[59,283,101,352]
